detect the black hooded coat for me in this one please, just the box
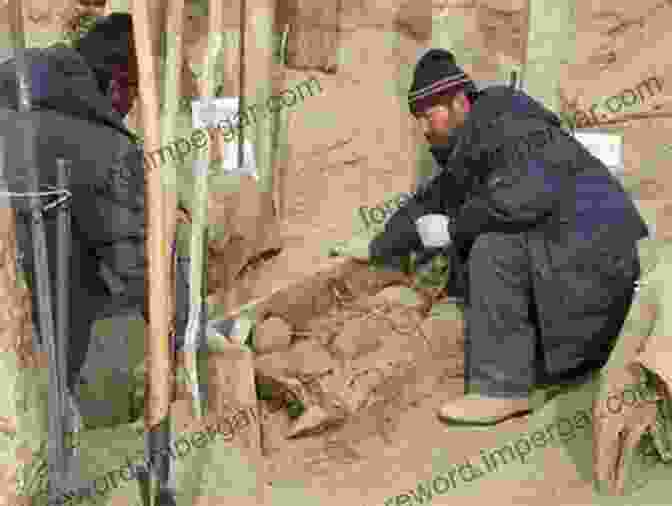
[0,44,189,387]
[370,86,648,375]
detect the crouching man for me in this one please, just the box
[370,49,648,425]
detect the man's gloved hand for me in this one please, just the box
[368,204,424,263]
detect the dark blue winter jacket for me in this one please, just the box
[369,86,649,374]
[371,85,648,271]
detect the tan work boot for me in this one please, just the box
[437,393,532,425]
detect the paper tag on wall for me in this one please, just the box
[573,131,624,175]
[192,97,239,129]
[192,97,257,180]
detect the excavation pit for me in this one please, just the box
[214,253,466,471]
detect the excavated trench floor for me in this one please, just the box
[74,223,671,506]
[204,236,671,506]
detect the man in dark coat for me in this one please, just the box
[0,14,199,503]
[0,13,194,399]
[370,49,648,424]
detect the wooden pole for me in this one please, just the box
[185,0,224,418]
[9,0,26,50]
[244,0,276,219]
[518,0,532,90]
[162,0,185,414]
[238,0,246,168]
[130,0,170,433]
[131,1,174,501]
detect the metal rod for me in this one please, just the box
[55,159,69,392]
[9,0,69,496]
[56,158,75,481]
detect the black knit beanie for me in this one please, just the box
[74,13,136,94]
[408,49,477,115]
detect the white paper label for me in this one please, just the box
[192,97,258,180]
[573,131,624,175]
[192,97,239,130]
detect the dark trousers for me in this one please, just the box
[16,212,107,391]
[463,232,638,398]
[18,214,194,391]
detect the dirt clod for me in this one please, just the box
[286,404,345,439]
[330,315,385,360]
[255,316,292,354]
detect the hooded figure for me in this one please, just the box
[370,49,648,424]
[0,13,194,394]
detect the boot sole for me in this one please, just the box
[436,408,533,426]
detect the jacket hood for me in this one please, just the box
[429,85,563,183]
[0,44,133,139]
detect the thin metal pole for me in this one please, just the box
[9,0,68,497]
[56,158,76,483]
[55,159,70,399]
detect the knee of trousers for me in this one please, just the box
[467,232,528,270]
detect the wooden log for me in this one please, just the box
[181,0,225,424]
[131,0,171,430]
[161,0,185,413]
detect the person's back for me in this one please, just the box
[0,15,148,391]
[0,15,198,503]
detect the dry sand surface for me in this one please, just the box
[1,0,672,504]
[204,235,668,506]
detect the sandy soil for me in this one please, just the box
[2,1,672,504]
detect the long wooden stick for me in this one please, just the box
[162,0,186,415]
[238,3,267,500]
[518,0,531,90]
[238,0,247,168]
[131,0,170,433]
[132,2,172,503]
[185,0,224,420]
